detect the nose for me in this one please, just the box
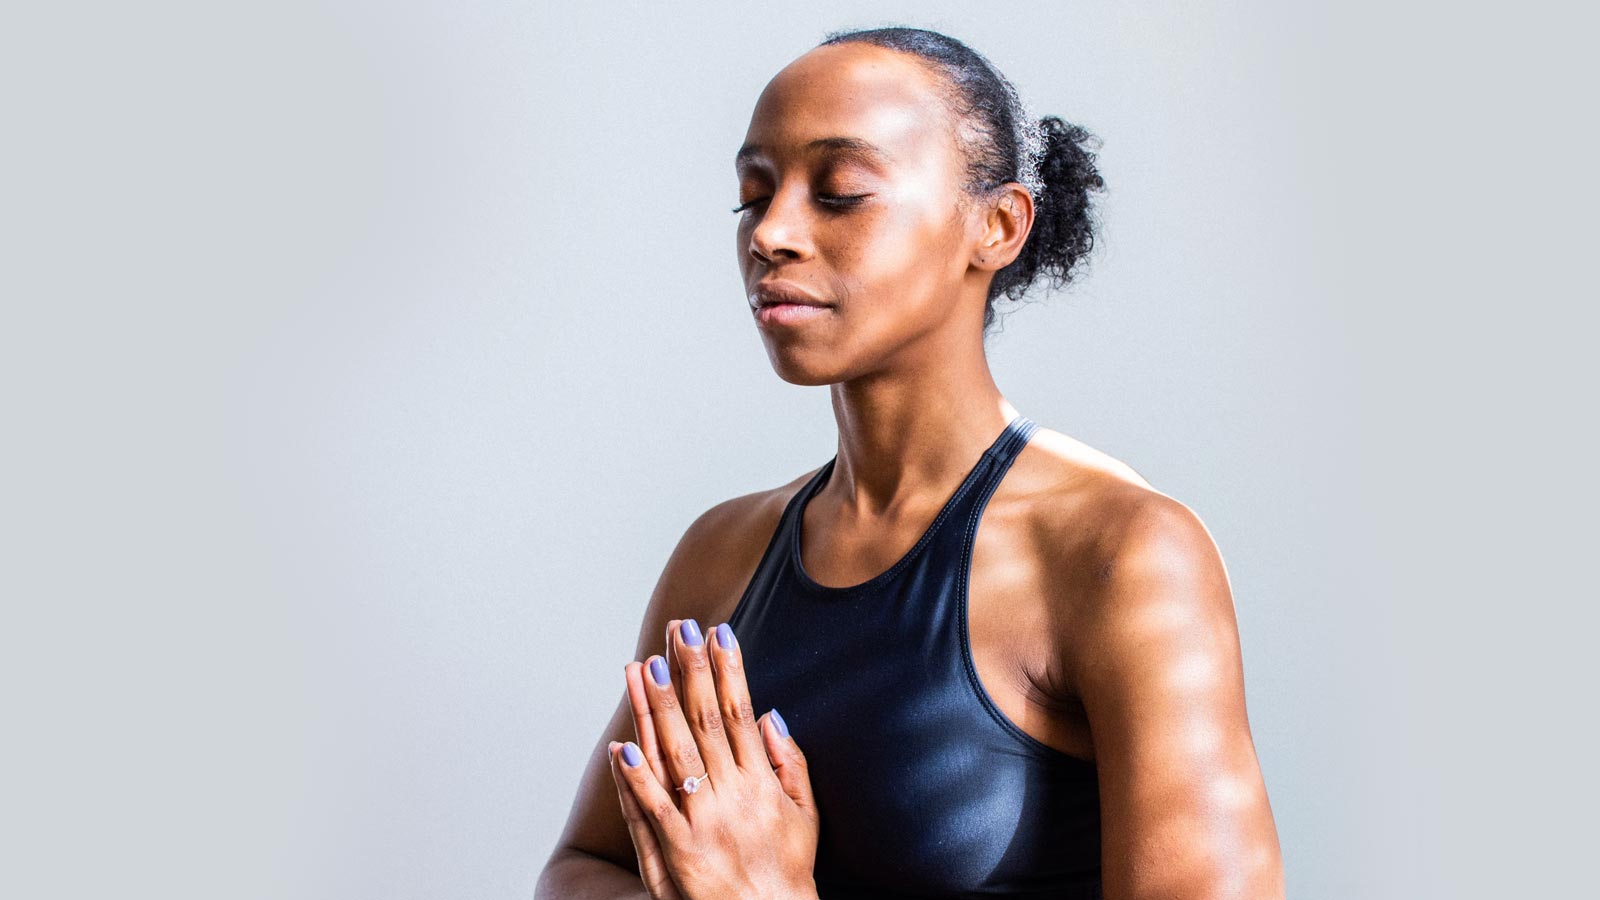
[746,185,814,266]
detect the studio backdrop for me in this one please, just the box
[3,2,1591,899]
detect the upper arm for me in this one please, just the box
[544,490,782,872]
[1074,496,1283,899]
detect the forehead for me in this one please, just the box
[737,43,952,170]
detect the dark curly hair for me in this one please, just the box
[817,26,1106,333]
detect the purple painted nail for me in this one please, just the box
[621,742,643,767]
[648,656,670,686]
[715,622,735,650]
[680,618,703,647]
[770,707,790,739]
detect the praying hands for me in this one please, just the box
[607,617,822,900]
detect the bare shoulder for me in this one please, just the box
[1016,429,1280,897]
[1010,426,1234,674]
[1020,424,1223,579]
[630,465,822,660]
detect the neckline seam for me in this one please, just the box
[787,415,1027,596]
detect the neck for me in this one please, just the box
[823,328,1016,518]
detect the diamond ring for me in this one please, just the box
[676,772,711,794]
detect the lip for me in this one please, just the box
[750,281,833,310]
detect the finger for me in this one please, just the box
[763,708,819,821]
[608,741,687,899]
[624,662,673,792]
[663,618,692,723]
[642,650,711,800]
[669,617,735,782]
[707,621,766,769]
[664,618,682,689]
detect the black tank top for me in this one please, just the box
[727,414,1103,900]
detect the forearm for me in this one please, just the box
[535,847,652,900]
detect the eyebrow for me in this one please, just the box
[735,136,893,168]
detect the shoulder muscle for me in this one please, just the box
[1075,492,1283,899]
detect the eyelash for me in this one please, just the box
[731,194,870,214]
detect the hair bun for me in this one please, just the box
[998,115,1105,316]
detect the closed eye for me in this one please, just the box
[818,193,871,210]
[731,194,872,214]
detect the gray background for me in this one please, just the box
[3,2,1592,898]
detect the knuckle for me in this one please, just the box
[646,796,677,822]
[723,696,757,729]
[682,648,711,673]
[692,703,724,736]
[671,743,703,772]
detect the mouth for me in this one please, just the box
[749,282,834,329]
[749,281,832,310]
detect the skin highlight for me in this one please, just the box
[537,40,1285,900]
[737,44,1032,393]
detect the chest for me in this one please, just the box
[797,491,1097,762]
[730,576,1103,899]
[723,483,1104,896]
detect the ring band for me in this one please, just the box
[676,772,711,794]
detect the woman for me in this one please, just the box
[537,26,1284,900]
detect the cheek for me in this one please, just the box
[829,203,965,310]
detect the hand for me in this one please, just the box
[607,617,821,900]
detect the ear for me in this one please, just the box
[969,184,1035,272]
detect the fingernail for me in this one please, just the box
[621,742,643,767]
[680,618,703,647]
[770,707,790,739]
[648,656,670,686]
[715,622,735,650]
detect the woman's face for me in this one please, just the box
[735,44,989,385]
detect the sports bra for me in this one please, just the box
[726,414,1103,899]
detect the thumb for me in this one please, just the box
[764,708,817,816]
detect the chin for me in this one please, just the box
[761,340,855,387]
